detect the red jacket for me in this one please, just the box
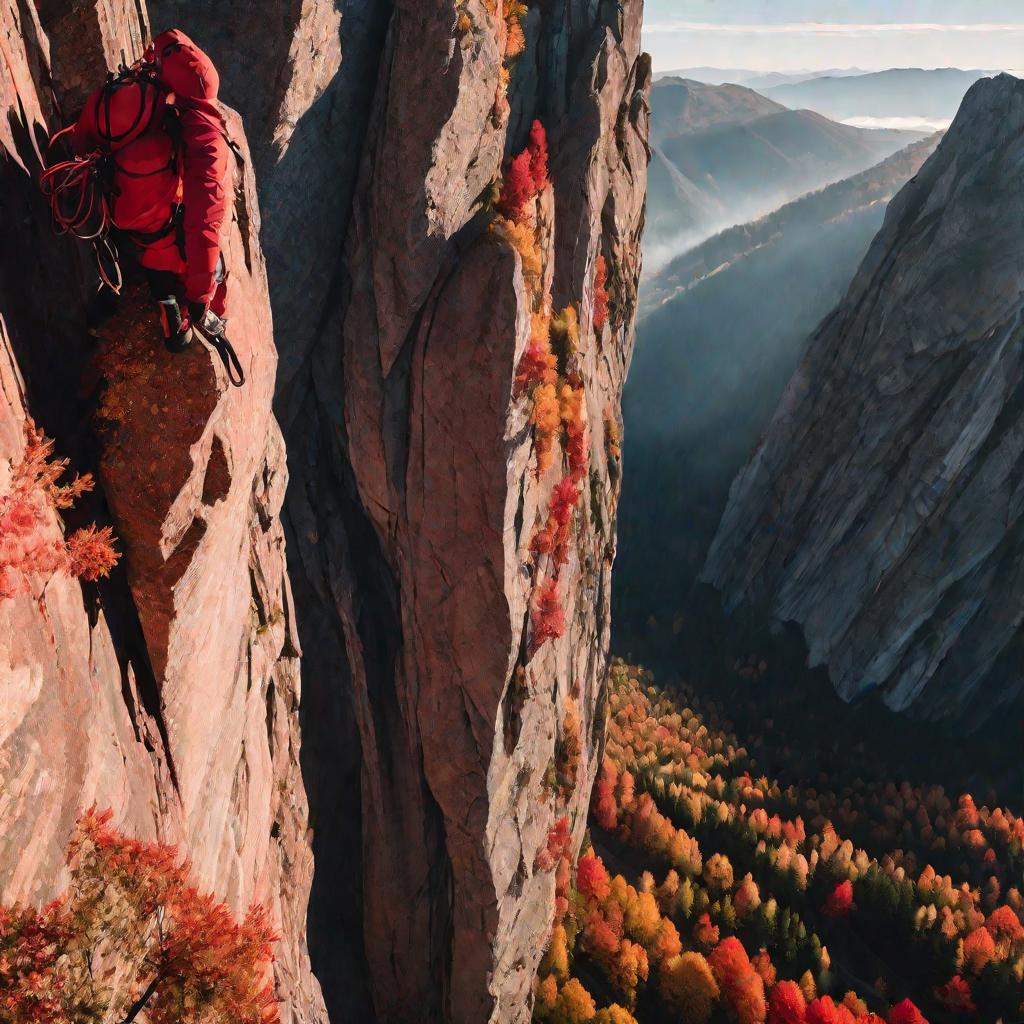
[72,30,229,305]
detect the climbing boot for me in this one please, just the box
[158,296,193,353]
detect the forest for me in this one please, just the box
[531,662,1024,1023]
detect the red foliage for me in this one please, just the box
[497,150,534,222]
[497,121,548,223]
[806,996,842,1024]
[530,576,566,654]
[932,976,975,1016]
[768,980,807,1024]
[0,424,119,598]
[535,816,573,872]
[528,120,549,191]
[824,879,855,918]
[887,998,928,1024]
[593,255,609,332]
[576,853,611,903]
[530,477,579,569]
[515,342,555,397]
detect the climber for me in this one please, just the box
[40,29,243,384]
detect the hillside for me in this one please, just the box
[532,661,1024,1023]
[647,78,924,263]
[763,68,991,122]
[651,77,785,143]
[0,2,649,1022]
[614,136,940,653]
[641,134,942,316]
[705,73,1024,726]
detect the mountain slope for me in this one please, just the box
[763,67,991,121]
[614,137,939,648]
[641,133,942,316]
[704,74,1024,725]
[650,76,785,143]
[646,78,924,262]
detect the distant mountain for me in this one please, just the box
[650,76,784,144]
[703,75,1024,724]
[646,78,925,266]
[654,67,866,88]
[641,133,942,317]
[614,135,940,649]
[763,67,991,121]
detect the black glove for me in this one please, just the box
[188,301,209,328]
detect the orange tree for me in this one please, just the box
[0,808,277,1024]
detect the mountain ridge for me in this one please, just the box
[704,73,1024,725]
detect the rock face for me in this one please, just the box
[0,3,323,1021]
[2,1,650,1022]
[704,75,1024,725]
[272,2,650,1020]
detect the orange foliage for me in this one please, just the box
[985,904,1023,942]
[558,383,588,484]
[592,760,618,831]
[0,807,277,1024]
[962,925,995,974]
[709,937,766,1024]
[515,313,558,397]
[693,912,720,949]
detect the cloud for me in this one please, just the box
[645,21,1024,36]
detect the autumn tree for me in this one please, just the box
[0,807,277,1024]
[658,951,720,1024]
[768,979,807,1024]
[0,424,119,599]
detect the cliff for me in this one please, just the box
[2,2,650,1024]
[0,2,322,1020]
[704,75,1024,726]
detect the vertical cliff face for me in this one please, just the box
[276,2,648,1019]
[0,3,324,1020]
[2,0,649,1021]
[704,75,1024,726]
[161,1,649,1021]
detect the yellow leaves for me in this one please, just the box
[550,305,579,360]
[497,215,542,290]
[604,414,621,462]
[658,951,720,1024]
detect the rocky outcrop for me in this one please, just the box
[0,3,323,1020]
[704,75,1024,725]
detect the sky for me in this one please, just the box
[643,1,1024,73]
